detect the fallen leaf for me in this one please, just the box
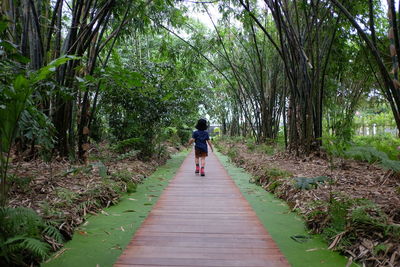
[101,210,109,216]
[123,209,136,213]
[78,231,88,236]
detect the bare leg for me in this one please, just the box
[195,157,200,165]
[200,156,206,168]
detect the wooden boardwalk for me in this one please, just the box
[114,151,290,267]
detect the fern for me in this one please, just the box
[0,207,62,265]
[381,159,400,172]
[112,137,144,152]
[43,224,64,243]
[21,237,50,259]
[1,236,50,261]
[294,176,329,190]
[116,150,139,161]
[345,146,400,172]
[92,161,108,178]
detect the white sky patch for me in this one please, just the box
[185,2,222,29]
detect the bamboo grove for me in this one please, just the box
[201,0,400,155]
[1,1,400,164]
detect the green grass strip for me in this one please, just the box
[215,151,358,267]
[42,150,189,267]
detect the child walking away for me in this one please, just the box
[188,119,214,176]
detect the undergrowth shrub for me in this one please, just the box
[307,195,399,252]
[345,146,400,172]
[322,135,400,172]
[177,128,192,145]
[294,176,331,190]
[112,137,145,153]
[353,135,400,160]
[0,207,62,266]
[250,167,292,193]
[111,170,138,193]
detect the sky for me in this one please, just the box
[186,0,399,30]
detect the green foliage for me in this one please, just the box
[294,176,330,190]
[345,146,400,172]
[112,138,145,153]
[354,108,396,127]
[110,169,140,194]
[246,138,256,151]
[353,135,400,160]
[226,146,238,160]
[0,53,74,205]
[307,196,399,252]
[55,189,78,207]
[7,174,32,193]
[115,150,140,161]
[98,32,205,159]
[126,182,137,193]
[373,244,389,256]
[111,170,132,183]
[321,135,350,157]
[176,127,191,145]
[92,161,108,179]
[18,106,56,160]
[0,207,62,265]
[265,168,292,180]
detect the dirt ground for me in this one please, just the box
[7,143,179,244]
[217,140,400,267]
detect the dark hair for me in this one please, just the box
[195,119,208,131]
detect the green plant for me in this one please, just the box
[258,144,276,155]
[0,53,75,205]
[294,176,330,190]
[92,161,108,179]
[0,207,62,265]
[8,174,32,193]
[112,137,145,153]
[226,147,238,160]
[245,138,256,151]
[55,188,78,206]
[265,168,292,179]
[38,201,63,218]
[116,150,140,161]
[266,180,282,192]
[126,182,137,193]
[176,127,192,145]
[345,146,400,172]
[372,244,389,256]
[111,170,133,183]
[321,135,350,157]
[353,135,400,160]
[110,170,139,193]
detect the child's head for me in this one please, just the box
[195,119,208,131]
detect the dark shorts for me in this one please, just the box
[195,148,208,158]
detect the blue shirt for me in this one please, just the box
[192,130,210,152]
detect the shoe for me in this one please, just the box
[195,165,200,174]
[200,167,205,176]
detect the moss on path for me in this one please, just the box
[215,151,357,267]
[42,150,189,267]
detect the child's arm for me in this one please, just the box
[188,138,195,146]
[207,139,214,152]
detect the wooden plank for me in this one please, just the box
[114,151,289,267]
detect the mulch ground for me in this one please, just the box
[217,140,400,267]
[7,143,180,246]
